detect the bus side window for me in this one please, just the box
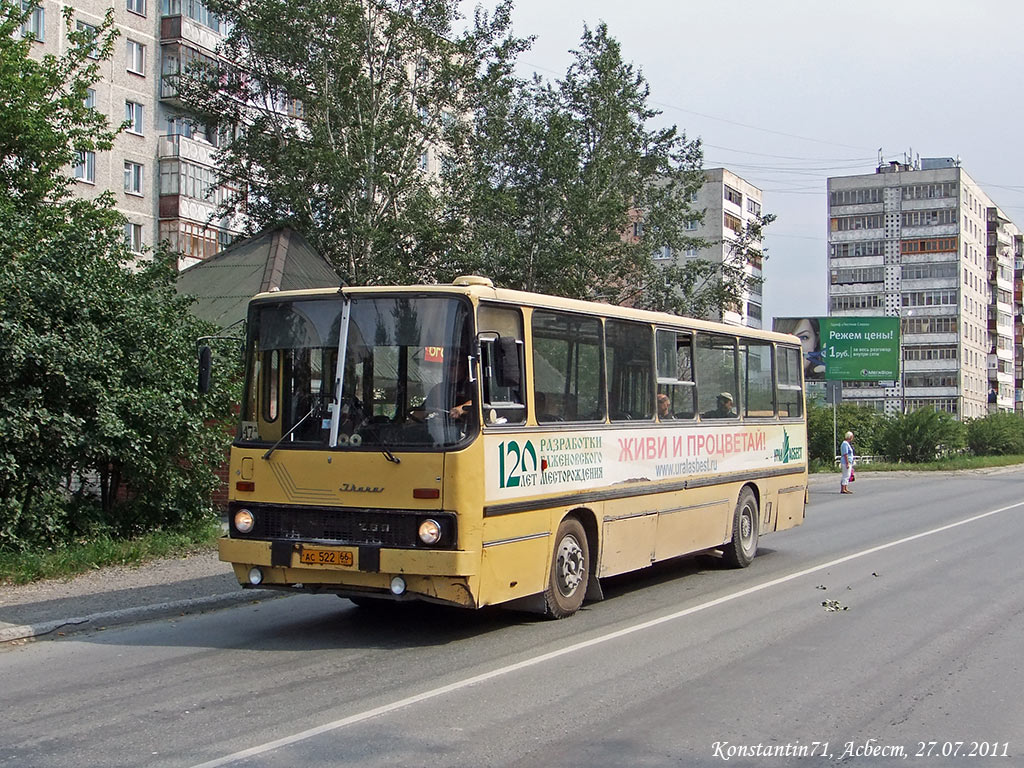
[478,304,526,425]
[696,333,739,418]
[777,345,804,418]
[607,320,653,421]
[532,311,604,423]
[740,340,775,417]
[656,329,695,419]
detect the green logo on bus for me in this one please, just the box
[774,429,803,464]
[498,439,539,488]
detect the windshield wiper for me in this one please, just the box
[381,449,400,464]
[262,404,318,460]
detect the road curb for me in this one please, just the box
[0,591,278,644]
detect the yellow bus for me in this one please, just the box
[218,276,807,618]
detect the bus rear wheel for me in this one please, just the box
[544,517,589,618]
[722,487,759,568]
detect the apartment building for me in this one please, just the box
[19,0,240,267]
[655,168,765,328]
[827,158,1020,419]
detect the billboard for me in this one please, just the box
[774,316,900,382]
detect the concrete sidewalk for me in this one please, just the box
[0,472,850,645]
[0,550,266,644]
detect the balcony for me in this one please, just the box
[160,13,222,53]
[159,133,216,166]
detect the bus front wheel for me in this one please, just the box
[722,487,759,568]
[544,517,589,618]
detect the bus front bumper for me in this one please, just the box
[219,537,479,606]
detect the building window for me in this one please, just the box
[84,88,97,109]
[125,222,143,254]
[76,21,99,59]
[654,245,672,261]
[160,159,218,201]
[831,240,885,258]
[901,209,957,227]
[831,214,884,232]
[684,219,698,231]
[21,1,44,41]
[901,237,958,254]
[830,294,883,311]
[901,316,958,334]
[126,39,145,75]
[905,372,959,388]
[831,266,885,284]
[902,182,957,200]
[905,398,958,415]
[724,185,743,206]
[724,212,742,233]
[74,151,95,183]
[829,188,882,205]
[904,346,957,361]
[124,161,144,195]
[901,262,958,280]
[125,101,144,134]
[746,198,761,216]
[127,0,146,15]
[902,289,958,307]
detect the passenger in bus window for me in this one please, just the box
[703,392,736,419]
[657,393,674,420]
[535,391,561,422]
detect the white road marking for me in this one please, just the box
[190,500,1024,768]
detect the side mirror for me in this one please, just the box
[198,345,212,393]
[494,337,523,388]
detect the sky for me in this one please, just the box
[460,0,1024,325]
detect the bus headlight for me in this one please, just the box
[234,508,255,534]
[418,518,442,545]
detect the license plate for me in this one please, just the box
[300,548,354,567]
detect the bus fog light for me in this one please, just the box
[248,567,263,585]
[234,508,255,534]
[418,519,442,545]
[390,576,406,595]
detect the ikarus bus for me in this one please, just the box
[217,276,808,617]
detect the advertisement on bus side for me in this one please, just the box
[484,424,805,501]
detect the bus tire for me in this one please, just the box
[722,487,759,568]
[544,517,589,618]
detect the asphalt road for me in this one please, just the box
[2,469,1022,768]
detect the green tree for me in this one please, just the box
[456,22,769,316]
[177,0,517,286]
[0,2,235,549]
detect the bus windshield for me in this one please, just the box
[240,295,477,450]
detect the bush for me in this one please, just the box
[967,412,1024,456]
[806,401,888,464]
[881,407,966,463]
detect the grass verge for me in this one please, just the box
[813,454,1024,473]
[0,519,222,586]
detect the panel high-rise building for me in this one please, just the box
[19,0,241,267]
[827,158,1020,419]
[655,168,765,329]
